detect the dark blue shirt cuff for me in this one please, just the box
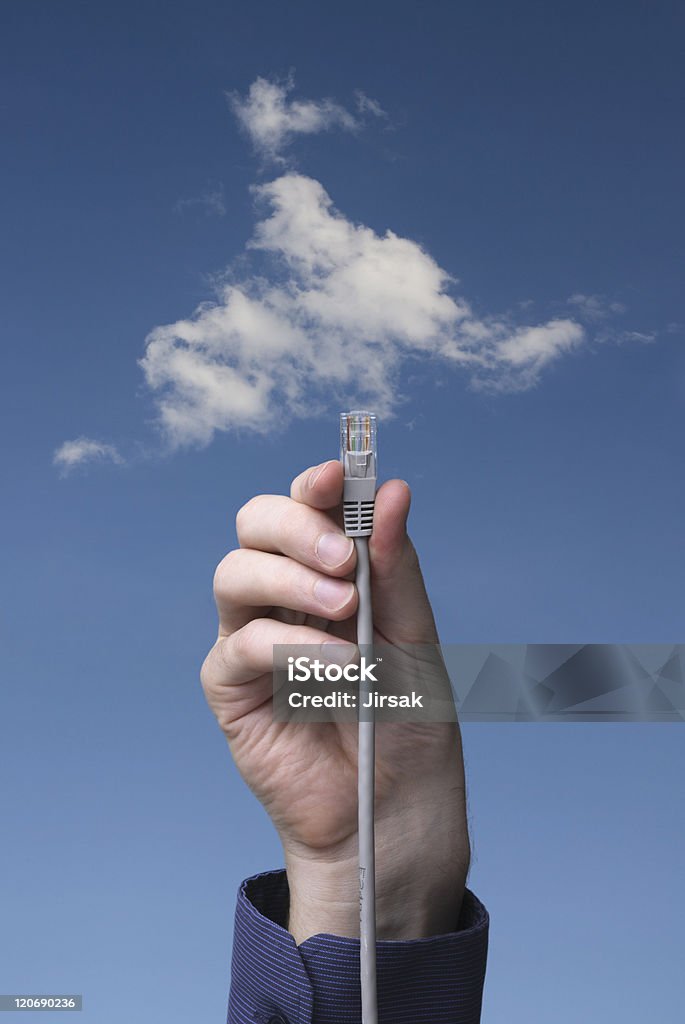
[228,869,489,1024]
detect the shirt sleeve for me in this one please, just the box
[228,869,489,1024]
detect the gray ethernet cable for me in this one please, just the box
[340,411,378,1024]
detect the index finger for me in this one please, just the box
[290,459,343,510]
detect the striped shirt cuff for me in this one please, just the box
[228,869,488,1024]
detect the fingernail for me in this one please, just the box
[320,641,358,666]
[316,532,353,567]
[314,577,355,611]
[309,461,330,489]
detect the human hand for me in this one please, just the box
[201,460,470,942]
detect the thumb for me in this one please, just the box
[368,479,439,644]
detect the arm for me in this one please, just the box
[201,460,488,1022]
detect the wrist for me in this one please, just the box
[284,819,469,944]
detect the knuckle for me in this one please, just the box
[235,494,263,536]
[213,548,243,597]
[200,642,223,692]
[199,651,212,692]
[231,621,257,663]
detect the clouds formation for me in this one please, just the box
[53,438,123,474]
[141,172,585,447]
[228,75,384,161]
[58,75,642,464]
[567,294,655,345]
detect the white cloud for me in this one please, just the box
[568,293,626,321]
[57,79,655,466]
[567,293,658,348]
[53,438,123,475]
[141,173,586,448]
[354,90,387,120]
[228,75,383,161]
[476,320,585,392]
[566,295,658,347]
[174,184,226,217]
[615,330,656,344]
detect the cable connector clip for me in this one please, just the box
[340,411,377,537]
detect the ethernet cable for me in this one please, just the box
[340,411,378,1024]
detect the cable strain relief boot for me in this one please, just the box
[343,477,376,536]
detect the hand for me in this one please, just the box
[201,460,470,943]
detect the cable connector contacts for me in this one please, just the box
[340,411,377,537]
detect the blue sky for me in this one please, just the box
[1,1,684,1021]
